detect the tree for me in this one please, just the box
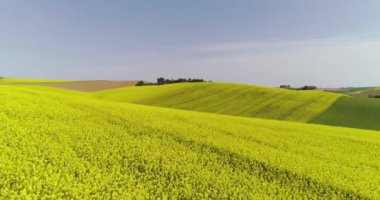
[157,77,165,85]
[156,77,207,85]
[135,80,144,86]
[299,86,317,90]
[280,85,291,89]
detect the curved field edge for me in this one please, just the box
[94,82,342,123]
[0,85,379,198]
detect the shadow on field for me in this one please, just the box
[311,96,380,131]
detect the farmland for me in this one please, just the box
[95,82,380,131]
[3,1,380,199]
[94,83,341,123]
[311,96,380,130]
[1,85,380,199]
[334,86,380,97]
[0,78,137,91]
[334,87,375,95]
[352,88,380,97]
[0,78,72,83]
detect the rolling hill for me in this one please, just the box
[335,87,375,95]
[1,85,380,198]
[94,82,380,131]
[352,87,380,97]
[94,83,341,123]
[335,86,380,97]
[0,78,72,83]
[311,96,380,130]
[0,78,138,91]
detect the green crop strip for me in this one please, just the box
[312,96,380,130]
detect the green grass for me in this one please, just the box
[1,85,380,198]
[94,83,341,123]
[94,82,380,131]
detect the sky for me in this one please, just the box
[1,0,380,87]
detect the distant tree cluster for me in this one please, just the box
[157,77,206,85]
[279,85,318,90]
[135,81,155,86]
[135,81,144,86]
[280,85,291,89]
[299,85,318,90]
[135,77,208,86]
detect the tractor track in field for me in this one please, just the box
[165,87,235,108]
[276,96,325,120]
[149,84,210,101]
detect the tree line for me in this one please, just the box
[136,77,208,86]
[280,85,318,90]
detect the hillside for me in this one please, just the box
[95,82,380,131]
[94,83,342,123]
[0,78,138,91]
[1,85,380,198]
[334,86,380,97]
[311,96,380,130]
[0,78,72,83]
[352,87,380,97]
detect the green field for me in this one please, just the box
[94,83,341,123]
[311,96,380,130]
[1,85,380,199]
[94,82,380,131]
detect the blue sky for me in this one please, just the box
[1,0,380,87]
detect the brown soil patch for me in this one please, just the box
[28,80,138,92]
